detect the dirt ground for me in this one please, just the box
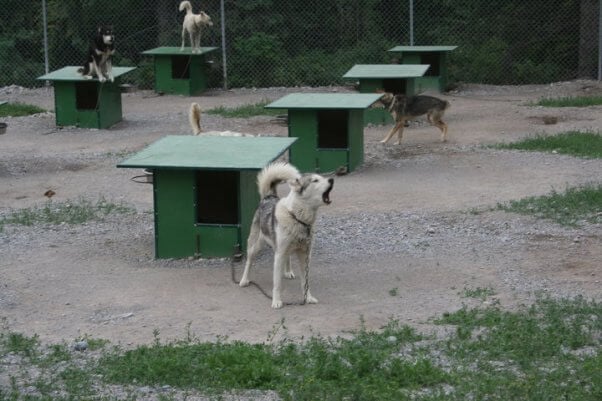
[0,80,601,347]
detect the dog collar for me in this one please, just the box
[288,210,311,236]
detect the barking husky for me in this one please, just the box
[179,1,213,53]
[378,92,450,145]
[239,162,334,308]
[78,26,115,83]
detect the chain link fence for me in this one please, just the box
[0,0,600,90]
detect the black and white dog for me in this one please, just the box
[78,26,115,82]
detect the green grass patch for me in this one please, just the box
[495,131,602,158]
[98,321,438,400]
[0,197,135,232]
[535,95,602,107]
[434,296,602,400]
[462,286,496,300]
[0,102,46,117]
[1,297,601,400]
[497,184,602,226]
[206,100,284,118]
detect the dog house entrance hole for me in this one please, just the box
[382,78,407,95]
[172,56,191,79]
[196,170,239,225]
[75,82,99,110]
[317,109,348,149]
[420,53,440,76]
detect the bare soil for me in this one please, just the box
[0,80,601,347]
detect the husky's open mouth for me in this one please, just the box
[322,179,334,204]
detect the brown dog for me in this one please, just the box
[377,92,450,145]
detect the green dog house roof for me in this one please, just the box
[342,64,429,80]
[117,135,296,171]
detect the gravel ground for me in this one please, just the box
[1,80,601,346]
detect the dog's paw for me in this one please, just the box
[284,271,296,280]
[271,299,283,309]
[109,76,114,83]
[305,294,319,304]
[98,76,106,83]
[239,279,250,287]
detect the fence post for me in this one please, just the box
[409,0,414,45]
[598,0,601,80]
[220,0,228,89]
[42,0,49,76]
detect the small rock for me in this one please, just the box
[387,336,397,344]
[74,340,88,351]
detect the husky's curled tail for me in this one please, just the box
[179,0,193,13]
[257,162,300,198]
[189,102,202,135]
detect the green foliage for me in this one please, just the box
[0,102,46,117]
[0,1,590,88]
[0,197,135,232]
[462,286,496,300]
[536,96,602,108]
[1,332,40,358]
[98,321,439,400]
[1,298,601,400]
[497,184,602,226]
[495,131,602,159]
[206,100,283,118]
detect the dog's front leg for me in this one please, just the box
[283,256,295,280]
[296,248,318,305]
[106,58,114,82]
[92,61,106,83]
[380,121,403,144]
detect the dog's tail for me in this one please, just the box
[179,1,192,12]
[257,162,300,198]
[189,102,202,135]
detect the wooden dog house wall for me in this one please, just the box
[342,64,429,126]
[142,47,218,96]
[37,66,136,129]
[265,93,382,173]
[388,46,458,92]
[117,136,296,259]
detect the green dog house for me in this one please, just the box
[343,64,429,125]
[142,46,218,95]
[117,135,296,259]
[388,46,458,92]
[38,66,136,129]
[265,93,382,173]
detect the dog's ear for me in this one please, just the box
[288,177,303,192]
